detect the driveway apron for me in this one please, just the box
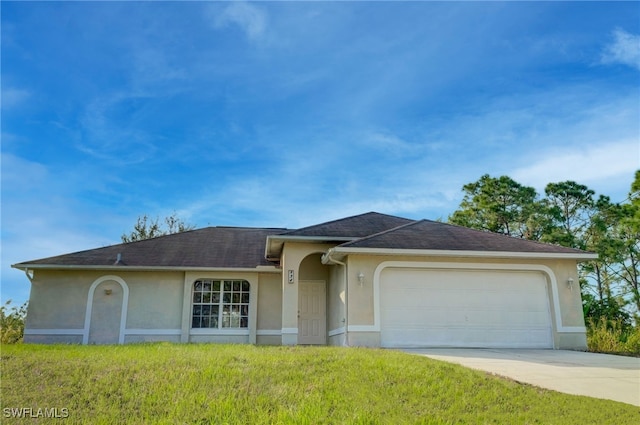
[403,348,640,407]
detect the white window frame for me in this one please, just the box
[191,279,250,330]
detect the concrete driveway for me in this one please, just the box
[403,349,640,407]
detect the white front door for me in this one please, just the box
[298,280,327,345]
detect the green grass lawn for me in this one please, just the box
[1,344,637,424]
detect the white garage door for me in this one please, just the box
[380,268,553,348]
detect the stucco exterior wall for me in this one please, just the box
[24,270,186,344]
[327,264,345,346]
[25,270,98,330]
[256,272,282,334]
[125,335,181,343]
[256,335,281,345]
[88,278,125,344]
[126,272,183,329]
[24,268,284,345]
[280,242,334,345]
[24,334,84,344]
[343,254,586,349]
[21,247,588,350]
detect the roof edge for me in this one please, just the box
[264,235,355,259]
[268,235,355,243]
[11,264,282,273]
[338,219,421,247]
[326,247,599,261]
[277,211,413,237]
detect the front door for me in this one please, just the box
[298,280,326,345]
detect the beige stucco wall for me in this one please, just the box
[89,279,125,344]
[22,248,587,350]
[24,270,186,344]
[344,254,587,349]
[278,241,587,349]
[126,272,183,329]
[25,270,98,330]
[256,335,282,345]
[256,272,282,332]
[125,335,181,343]
[25,270,185,331]
[24,334,84,344]
[24,268,284,345]
[344,255,585,326]
[327,264,345,336]
[280,242,334,345]
[299,253,329,281]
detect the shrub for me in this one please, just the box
[582,293,632,331]
[0,300,28,344]
[587,316,640,356]
[623,326,640,354]
[587,317,622,353]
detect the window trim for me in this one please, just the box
[189,328,250,336]
[191,279,251,330]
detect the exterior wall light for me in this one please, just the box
[567,278,574,291]
[357,272,365,286]
[104,289,113,295]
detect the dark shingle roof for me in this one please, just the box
[14,213,595,270]
[15,227,286,269]
[280,212,414,238]
[339,220,590,254]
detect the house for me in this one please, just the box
[12,212,597,349]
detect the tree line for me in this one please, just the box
[448,171,640,327]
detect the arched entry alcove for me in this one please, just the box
[299,253,330,281]
[83,275,129,344]
[298,253,330,345]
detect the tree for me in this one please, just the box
[449,174,541,238]
[121,212,195,243]
[615,171,640,317]
[582,292,631,331]
[582,196,624,302]
[449,172,640,323]
[583,171,640,320]
[541,181,596,249]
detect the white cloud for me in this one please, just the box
[2,227,108,305]
[1,153,125,305]
[601,28,640,70]
[361,131,418,157]
[511,139,639,195]
[1,153,49,189]
[213,2,268,42]
[1,87,31,110]
[77,93,158,165]
[129,47,187,90]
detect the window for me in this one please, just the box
[192,279,250,329]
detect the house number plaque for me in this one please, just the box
[288,269,294,284]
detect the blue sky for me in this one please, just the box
[2,1,639,305]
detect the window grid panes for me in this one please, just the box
[192,279,250,329]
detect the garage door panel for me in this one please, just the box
[383,326,553,348]
[380,268,553,348]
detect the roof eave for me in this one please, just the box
[11,263,282,273]
[264,235,355,260]
[325,247,599,262]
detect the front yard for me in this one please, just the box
[1,344,637,424]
